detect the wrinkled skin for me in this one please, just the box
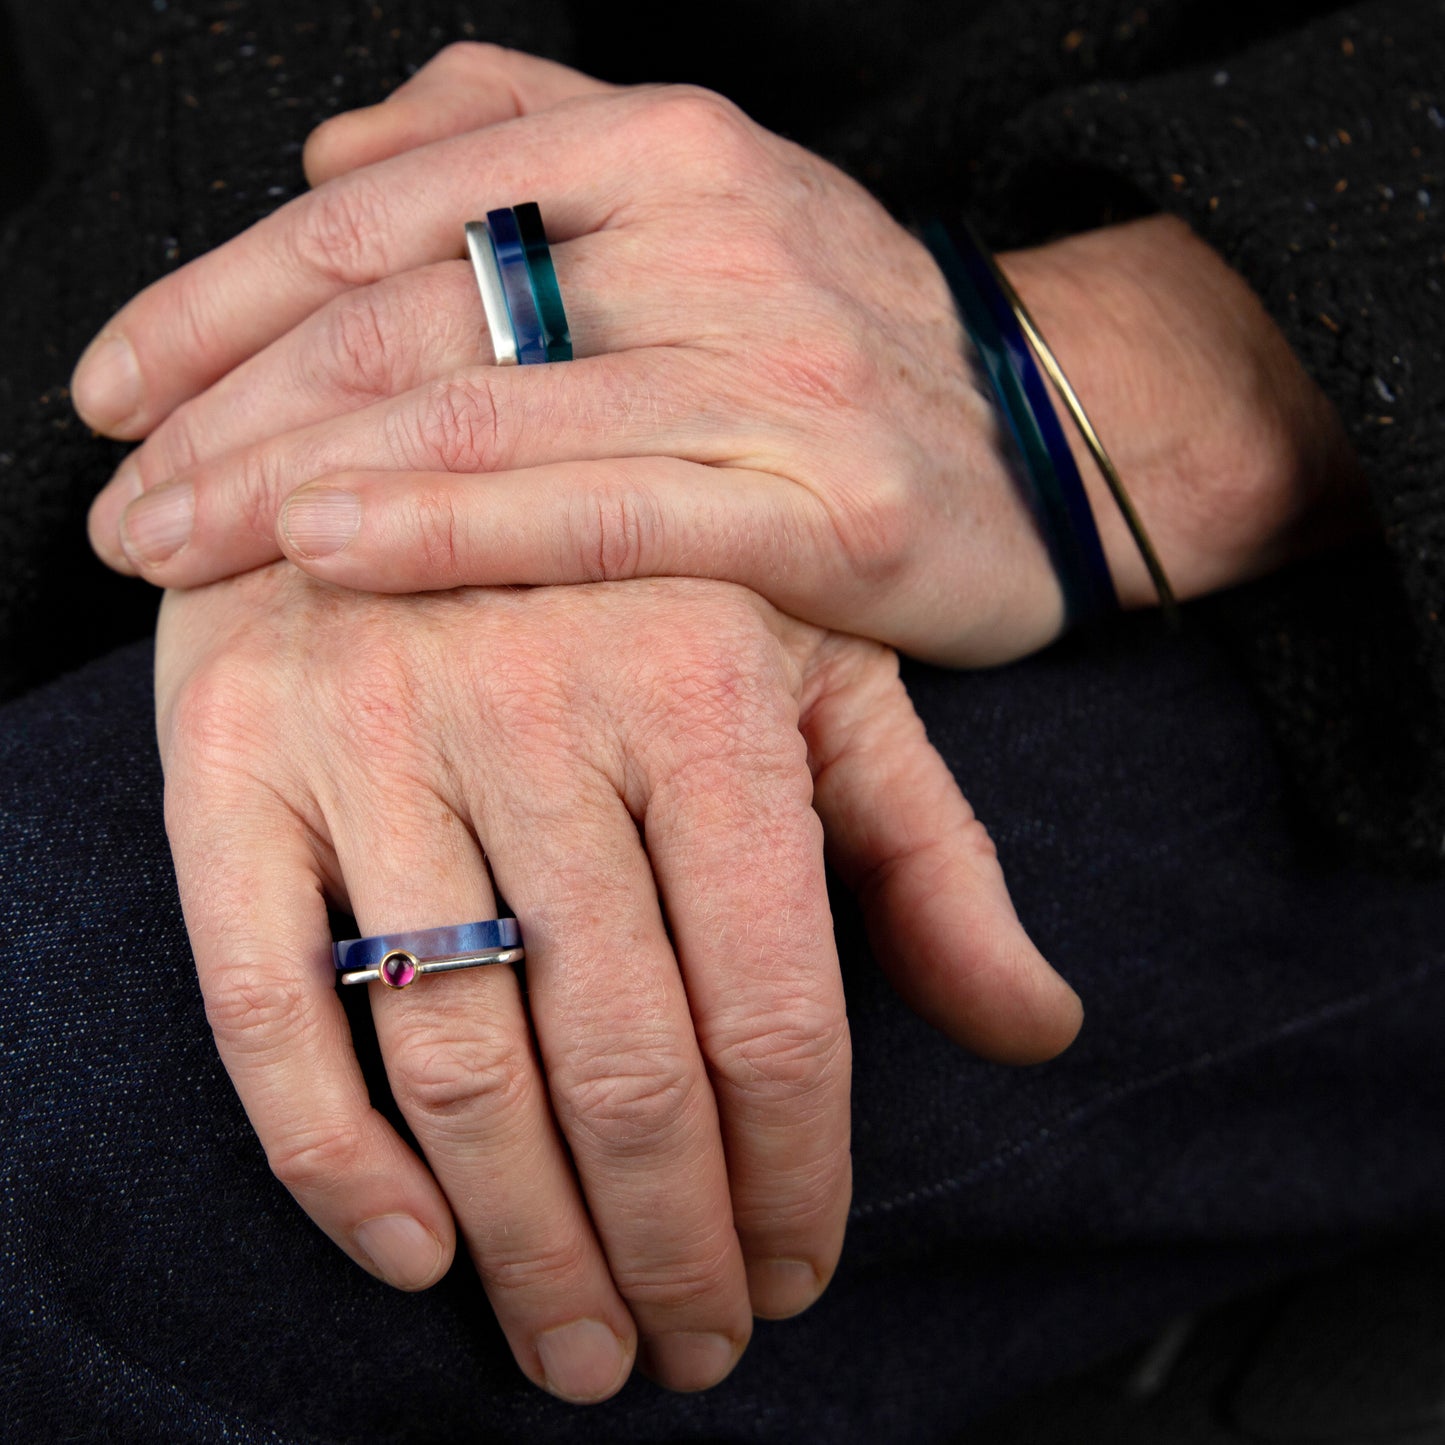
[73,40,1367,1405]
[82,48,1365,665]
[156,566,1079,1400]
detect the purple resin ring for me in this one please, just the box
[334,918,524,989]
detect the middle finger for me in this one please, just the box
[332,791,637,1404]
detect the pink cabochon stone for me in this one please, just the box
[380,953,418,988]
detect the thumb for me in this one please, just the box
[304,43,614,187]
[801,637,1083,1064]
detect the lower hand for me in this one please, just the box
[156,567,1079,1401]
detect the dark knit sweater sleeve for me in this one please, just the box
[980,2,1445,870]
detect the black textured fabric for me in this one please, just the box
[8,619,1445,1441]
[1,1,1442,864]
[973,1237,1445,1442]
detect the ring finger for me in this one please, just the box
[477,764,755,1392]
[88,230,700,573]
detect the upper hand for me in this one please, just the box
[77,48,1062,664]
[81,44,1363,662]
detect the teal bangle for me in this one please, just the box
[513,202,573,363]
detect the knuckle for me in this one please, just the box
[612,1231,740,1312]
[318,286,397,398]
[646,85,752,168]
[292,173,394,289]
[143,414,202,486]
[391,1025,532,1126]
[408,491,466,582]
[167,654,274,766]
[482,1233,595,1297]
[434,39,505,77]
[823,463,915,586]
[568,482,661,582]
[266,1118,368,1195]
[707,1003,849,1104]
[633,613,792,758]
[204,962,318,1058]
[404,375,502,472]
[756,313,881,415]
[168,268,230,369]
[558,1049,699,1159]
[326,637,433,762]
[226,445,288,548]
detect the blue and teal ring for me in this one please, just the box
[465,203,573,367]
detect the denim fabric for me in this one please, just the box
[4,613,1445,1443]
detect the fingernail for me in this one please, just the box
[89,458,145,566]
[121,481,194,565]
[536,1318,630,1403]
[746,1257,821,1318]
[640,1331,741,1392]
[282,487,361,558]
[354,1214,445,1291]
[73,333,142,432]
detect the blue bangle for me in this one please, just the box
[486,207,548,366]
[922,217,1118,624]
[334,918,524,989]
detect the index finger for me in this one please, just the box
[303,44,614,187]
[69,84,665,438]
[165,758,457,1292]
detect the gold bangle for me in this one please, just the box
[982,252,1180,625]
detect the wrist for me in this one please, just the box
[998,215,1371,606]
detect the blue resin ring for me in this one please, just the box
[485,206,549,365]
[335,918,524,989]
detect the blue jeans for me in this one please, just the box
[5,612,1445,1443]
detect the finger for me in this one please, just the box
[70,85,672,438]
[331,791,634,1405]
[479,761,753,1393]
[88,233,691,576]
[115,359,768,587]
[87,260,487,575]
[275,457,826,603]
[801,637,1084,1064]
[164,756,457,1296]
[636,645,852,1322]
[304,44,614,187]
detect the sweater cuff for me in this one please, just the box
[981,2,1445,869]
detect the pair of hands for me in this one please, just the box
[73,43,1354,1403]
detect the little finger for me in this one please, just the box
[278,457,830,604]
[802,636,1084,1062]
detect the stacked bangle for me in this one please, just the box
[464,203,573,367]
[922,215,1177,626]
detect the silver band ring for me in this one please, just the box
[340,943,525,989]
